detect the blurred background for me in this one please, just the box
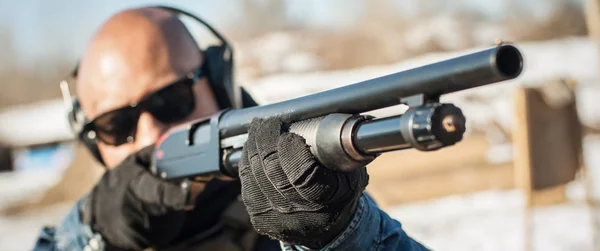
[0,0,598,250]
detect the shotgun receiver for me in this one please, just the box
[151,44,523,179]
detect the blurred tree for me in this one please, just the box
[234,0,292,39]
[504,0,587,42]
[587,0,600,38]
[0,27,71,109]
[364,0,401,24]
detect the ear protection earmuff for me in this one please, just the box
[60,5,258,166]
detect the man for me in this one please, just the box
[33,6,430,251]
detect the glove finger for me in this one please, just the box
[126,173,188,248]
[102,144,155,188]
[346,167,369,197]
[262,153,306,205]
[240,149,289,243]
[277,132,341,204]
[245,118,263,160]
[89,156,160,249]
[252,118,284,186]
[250,118,298,210]
[249,147,292,211]
[105,152,147,185]
[252,126,310,206]
[240,162,286,243]
[239,132,271,215]
[254,117,282,162]
[135,144,155,167]
[129,171,188,213]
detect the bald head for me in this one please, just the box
[77,7,201,115]
[77,7,219,167]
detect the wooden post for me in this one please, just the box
[513,79,583,251]
[582,160,600,251]
[587,0,600,45]
[0,143,12,172]
[584,1,600,247]
[587,0,600,88]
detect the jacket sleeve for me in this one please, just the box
[32,198,105,251]
[281,194,431,251]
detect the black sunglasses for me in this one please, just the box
[82,67,205,146]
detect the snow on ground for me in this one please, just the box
[0,169,65,251]
[0,203,73,251]
[1,37,599,250]
[388,135,600,251]
[0,169,63,206]
[0,99,75,147]
[388,188,594,251]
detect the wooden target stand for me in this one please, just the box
[512,79,591,251]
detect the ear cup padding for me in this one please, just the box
[241,87,258,108]
[203,46,233,109]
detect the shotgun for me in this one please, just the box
[151,43,523,179]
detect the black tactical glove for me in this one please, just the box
[82,145,189,250]
[239,118,369,248]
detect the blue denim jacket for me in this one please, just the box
[33,194,430,251]
[33,199,104,251]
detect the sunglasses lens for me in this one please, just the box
[145,79,195,124]
[84,71,199,146]
[93,107,140,145]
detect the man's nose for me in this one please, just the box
[134,111,169,148]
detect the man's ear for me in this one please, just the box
[202,46,232,109]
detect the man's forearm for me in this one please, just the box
[284,194,431,251]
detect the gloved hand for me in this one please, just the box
[239,118,369,248]
[81,145,189,250]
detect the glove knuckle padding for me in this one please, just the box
[240,142,271,215]
[250,119,300,211]
[128,172,187,213]
[277,133,338,204]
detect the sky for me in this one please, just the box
[0,1,241,66]
[0,0,585,67]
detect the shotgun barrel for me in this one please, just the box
[218,44,522,138]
